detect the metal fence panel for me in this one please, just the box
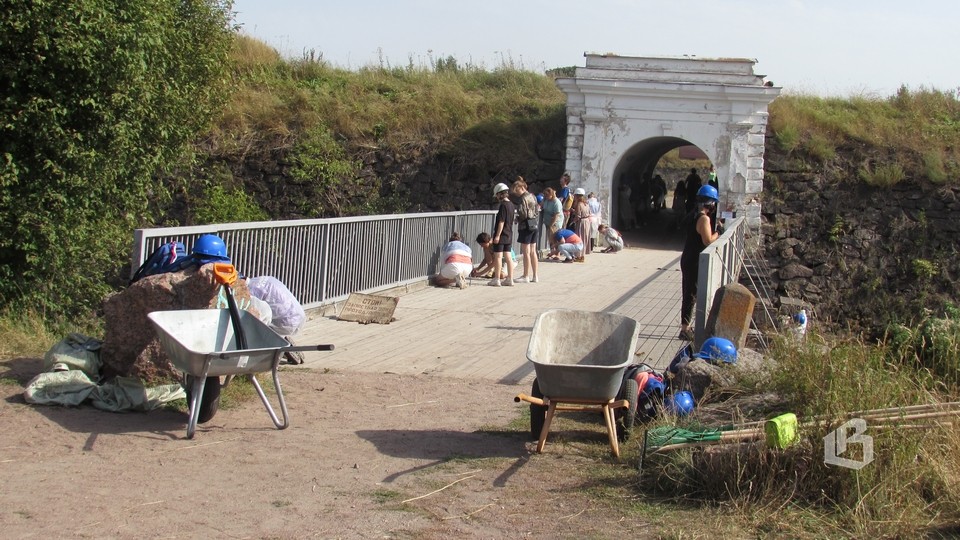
[131,211,497,310]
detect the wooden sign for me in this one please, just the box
[338,293,399,324]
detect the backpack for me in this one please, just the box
[517,192,539,223]
[620,363,666,423]
[130,241,196,284]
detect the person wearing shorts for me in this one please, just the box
[511,177,540,283]
[433,231,473,289]
[487,183,515,286]
[472,232,517,278]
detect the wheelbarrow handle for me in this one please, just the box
[215,344,334,359]
[283,344,335,352]
[514,393,546,406]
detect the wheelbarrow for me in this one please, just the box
[514,309,640,458]
[148,309,333,439]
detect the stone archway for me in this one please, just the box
[555,54,780,236]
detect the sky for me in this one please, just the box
[232,0,958,98]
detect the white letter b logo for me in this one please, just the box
[823,418,874,470]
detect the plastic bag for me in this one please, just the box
[246,295,273,326]
[246,276,306,335]
[43,333,102,379]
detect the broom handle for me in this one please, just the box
[725,401,960,431]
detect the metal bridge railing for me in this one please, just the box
[694,216,747,345]
[132,211,499,310]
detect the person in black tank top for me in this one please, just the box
[679,185,722,340]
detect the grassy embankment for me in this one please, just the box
[4,36,960,536]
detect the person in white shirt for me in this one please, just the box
[587,192,602,250]
[433,232,473,289]
[598,224,624,253]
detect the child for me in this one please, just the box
[472,232,518,278]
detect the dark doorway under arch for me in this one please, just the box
[609,137,712,248]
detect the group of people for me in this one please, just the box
[617,172,670,229]
[434,167,723,343]
[433,173,626,289]
[541,173,624,264]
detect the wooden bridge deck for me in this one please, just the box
[296,229,688,387]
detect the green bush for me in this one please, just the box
[0,0,234,319]
[193,184,269,225]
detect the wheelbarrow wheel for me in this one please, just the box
[529,378,547,440]
[184,375,221,424]
[615,377,639,441]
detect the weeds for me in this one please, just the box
[859,162,906,187]
[0,308,85,360]
[639,330,960,537]
[768,89,960,181]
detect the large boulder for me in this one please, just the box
[100,264,258,383]
[671,347,769,402]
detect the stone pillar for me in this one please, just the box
[564,101,586,187]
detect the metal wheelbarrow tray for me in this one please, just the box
[148,309,333,438]
[516,309,639,457]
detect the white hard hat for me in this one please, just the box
[574,187,586,196]
[493,183,509,196]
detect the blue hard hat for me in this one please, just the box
[694,336,737,365]
[192,234,229,260]
[696,184,719,202]
[664,391,695,416]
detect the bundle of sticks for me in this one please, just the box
[645,401,960,455]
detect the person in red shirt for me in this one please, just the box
[554,229,583,262]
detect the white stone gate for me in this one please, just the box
[555,54,780,235]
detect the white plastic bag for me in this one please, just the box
[246,276,306,335]
[246,294,273,327]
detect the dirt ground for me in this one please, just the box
[0,357,676,539]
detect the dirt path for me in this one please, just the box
[1,359,660,539]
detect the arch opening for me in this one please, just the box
[610,137,713,239]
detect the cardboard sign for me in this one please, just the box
[338,293,399,324]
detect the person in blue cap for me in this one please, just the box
[678,185,722,340]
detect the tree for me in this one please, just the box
[0,0,235,318]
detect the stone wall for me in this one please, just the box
[201,124,958,335]
[205,118,568,219]
[759,144,960,333]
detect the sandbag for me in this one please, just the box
[89,376,185,412]
[43,333,102,379]
[246,276,305,335]
[23,371,98,406]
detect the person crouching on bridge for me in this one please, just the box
[554,228,584,263]
[433,232,473,289]
[679,185,722,341]
[471,232,518,279]
[598,224,624,253]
